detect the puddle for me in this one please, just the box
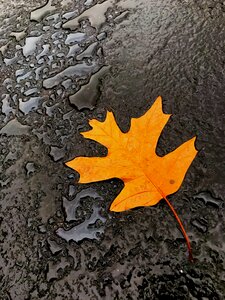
[47,238,63,255]
[4,53,18,66]
[76,41,98,60]
[62,78,73,89]
[42,61,99,89]
[56,188,106,242]
[65,32,86,45]
[56,205,106,242]
[36,44,50,60]
[10,30,27,41]
[3,150,18,163]
[84,0,94,6]
[0,42,10,55]
[43,102,59,116]
[47,257,70,282]
[15,69,25,77]
[0,119,30,136]
[22,35,43,57]
[66,44,81,58]
[69,65,109,110]
[30,0,56,22]
[63,188,103,222]
[19,97,42,114]
[193,191,223,208]
[24,88,39,97]
[49,146,65,161]
[0,0,225,298]
[16,71,32,83]
[25,162,36,176]
[1,94,14,116]
[191,218,208,233]
[62,11,77,20]
[114,10,129,23]
[97,32,107,41]
[63,0,114,30]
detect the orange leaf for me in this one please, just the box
[66,96,198,259]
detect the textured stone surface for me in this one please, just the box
[0,0,225,299]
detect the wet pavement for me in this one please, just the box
[0,0,225,299]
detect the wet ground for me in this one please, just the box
[0,0,225,299]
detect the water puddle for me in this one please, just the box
[47,238,63,255]
[76,41,98,60]
[0,119,30,136]
[57,206,105,242]
[97,32,107,41]
[47,257,70,281]
[63,188,103,222]
[24,88,39,97]
[10,30,27,41]
[69,65,109,110]
[193,191,223,208]
[19,97,42,114]
[36,44,50,60]
[84,0,94,6]
[49,146,65,161]
[65,32,86,45]
[30,0,56,22]
[0,42,10,55]
[66,44,81,58]
[56,188,106,242]
[4,53,18,66]
[1,94,14,116]
[43,61,99,89]
[63,0,114,31]
[62,11,77,21]
[114,10,129,23]
[16,71,32,83]
[22,35,43,57]
[43,102,59,116]
[191,218,208,233]
[25,162,36,176]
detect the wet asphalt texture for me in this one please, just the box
[0,0,225,299]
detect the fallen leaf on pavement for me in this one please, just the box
[66,96,198,260]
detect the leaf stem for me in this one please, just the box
[163,196,194,262]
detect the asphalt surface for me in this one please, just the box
[0,0,225,299]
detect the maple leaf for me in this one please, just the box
[66,96,198,259]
